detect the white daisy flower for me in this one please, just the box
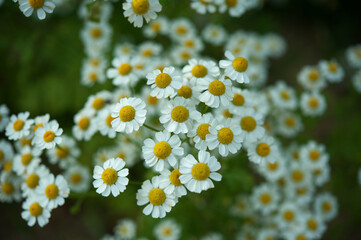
[300,141,329,170]
[36,174,69,209]
[136,176,176,218]
[142,131,184,172]
[65,164,91,193]
[247,65,267,88]
[114,219,137,240]
[196,76,233,108]
[297,66,327,91]
[154,219,181,240]
[32,120,62,150]
[314,192,338,221]
[19,0,55,20]
[31,113,50,135]
[300,91,327,117]
[276,112,303,138]
[313,163,330,187]
[182,59,220,83]
[175,79,201,103]
[114,42,134,58]
[21,164,50,198]
[85,90,112,112]
[112,87,132,103]
[171,46,198,65]
[139,41,162,58]
[246,135,279,164]
[72,109,97,141]
[13,146,41,176]
[179,150,222,193]
[191,0,217,14]
[0,174,21,203]
[93,158,129,197]
[47,135,79,169]
[179,35,204,52]
[228,88,251,114]
[277,202,302,229]
[0,140,14,167]
[81,21,112,50]
[107,56,139,87]
[123,0,162,28]
[287,162,312,187]
[146,66,182,99]
[143,16,169,38]
[111,97,147,134]
[93,147,114,166]
[206,119,243,157]
[5,112,34,141]
[110,142,138,168]
[202,24,227,46]
[187,113,218,151]
[169,18,196,40]
[81,65,106,86]
[159,166,187,198]
[251,184,280,215]
[21,197,51,227]
[97,105,117,138]
[217,0,246,17]
[219,50,250,83]
[236,108,265,143]
[0,104,10,132]
[346,44,361,68]
[319,59,344,83]
[269,81,297,110]
[302,213,326,239]
[160,97,201,134]
[257,156,286,182]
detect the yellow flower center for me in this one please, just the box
[232,57,248,72]
[192,163,210,181]
[226,0,237,7]
[280,90,290,100]
[171,106,189,123]
[29,202,43,217]
[33,123,43,132]
[240,116,257,132]
[45,184,59,199]
[176,26,187,35]
[56,146,69,158]
[153,141,172,159]
[43,130,55,143]
[223,109,232,118]
[329,62,338,72]
[151,22,161,32]
[296,235,306,240]
[13,119,24,131]
[71,173,82,184]
[29,0,44,9]
[78,117,90,130]
[131,0,150,15]
[148,188,166,205]
[232,93,245,106]
[307,219,318,230]
[21,153,33,166]
[101,168,118,185]
[92,98,105,110]
[322,202,331,212]
[283,210,294,221]
[196,123,210,140]
[118,63,132,76]
[91,28,102,38]
[0,150,3,161]
[185,40,195,47]
[117,152,126,159]
[267,162,278,171]
[89,73,98,82]
[1,182,14,194]
[26,174,40,189]
[90,59,99,66]
[293,151,299,159]
[119,105,136,122]
[259,193,271,204]
[217,127,234,145]
[309,70,319,81]
[142,49,153,57]
[296,187,307,195]
[169,169,182,186]
[4,162,12,172]
[191,64,208,78]
[147,95,158,105]
[292,170,303,182]
[285,117,295,127]
[256,143,270,157]
[309,150,320,161]
[314,169,322,175]
[177,86,193,99]
[163,228,171,236]
[105,114,114,127]
[155,73,172,89]
[181,52,190,60]
[208,80,226,96]
[308,98,319,108]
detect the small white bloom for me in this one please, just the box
[188,113,218,151]
[65,164,91,193]
[21,197,51,227]
[36,174,69,209]
[182,59,220,83]
[6,112,34,141]
[154,219,181,240]
[196,76,233,108]
[219,50,250,83]
[19,0,55,20]
[246,135,279,164]
[123,0,162,28]
[300,91,327,117]
[32,120,63,150]
[146,66,182,99]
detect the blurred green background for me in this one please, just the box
[1,0,361,239]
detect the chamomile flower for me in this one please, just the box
[219,50,250,83]
[302,213,326,239]
[32,120,62,150]
[236,108,265,143]
[286,182,315,205]
[247,136,279,164]
[143,16,168,38]
[65,164,91,193]
[142,130,184,172]
[179,35,204,52]
[97,106,117,138]
[0,174,21,202]
[111,97,146,134]
[297,66,326,91]
[277,202,301,229]
[313,163,330,186]
[111,142,138,168]
[93,158,129,197]
[187,113,218,151]
[258,156,286,182]
[300,141,329,170]
[191,0,217,14]
[171,46,197,65]
[6,112,34,141]
[206,119,243,157]
[19,0,55,20]
[72,109,97,141]
[85,90,112,112]
[146,66,182,99]
[154,219,181,240]
[0,140,14,167]
[217,0,246,17]
[288,162,312,187]
[196,76,233,108]
[136,176,176,218]
[21,164,50,198]
[160,97,201,134]
[107,56,139,87]
[13,146,41,175]
[123,0,162,28]
[0,104,10,131]
[179,150,222,193]
[251,184,280,215]
[202,24,227,46]
[31,114,50,134]
[269,81,297,110]
[159,166,187,198]
[139,41,162,58]
[21,197,51,227]
[300,91,327,117]
[81,21,112,50]
[114,219,137,240]
[314,192,338,221]
[247,66,267,88]
[170,18,196,40]
[93,147,113,166]
[346,44,361,68]
[276,112,303,138]
[182,59,220,83]
[37,174,69,209]
[175,79,200,102]
[47,135,79,169]
[81,65,106,86]
[319,59,344,83]
[114,42,134,58]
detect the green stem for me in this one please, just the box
[202,105,209,114]
[143,123,161,132]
